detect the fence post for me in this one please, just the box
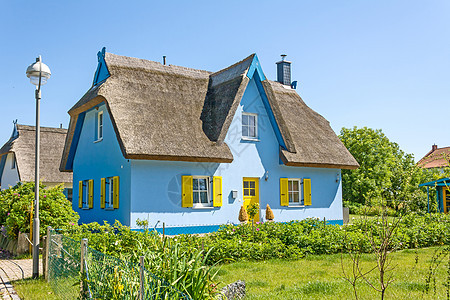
[80,238,88,295]
[162,222,165,240]
[45,226,51,281]
[139,256,144,300]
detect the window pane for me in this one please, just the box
[198,178,207,191]
[250,189,255,196]
[293,192,299,203]
[193,192,199,203]
[200,192,208,203]
[289,192,293,203]
[249,115,255,126]
[293,180,299,192]
[249,181,255,188]
[244,189,249,196]
[244,181,249,188]
[249,126,255,137]
[242,126,249,137]
[193,179,198,190]
[242,115,249,125]
[288,180,293,191]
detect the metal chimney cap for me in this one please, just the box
[281,54,287,61]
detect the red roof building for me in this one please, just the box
[417,145,450,169]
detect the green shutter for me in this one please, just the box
[113,176,120,209]
[303,178,312,206]
[100,178,106,209]
[280,178,289,206]
[213,176,222,207]
[181,176,193,207]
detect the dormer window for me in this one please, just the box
[96,111,103,142]
[242,112,258,140]
[11,153,15,169]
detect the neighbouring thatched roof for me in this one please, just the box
[0,125,72,184]
[61,51,358,171]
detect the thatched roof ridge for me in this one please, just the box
[0,125,72,183]
[263,81,359,169]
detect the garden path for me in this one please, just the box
[0,258,42,299]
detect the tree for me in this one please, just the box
[339,126,427,209]
[0,182,79,238]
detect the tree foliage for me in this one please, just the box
[339,126,449,211]
[0,182,79,238]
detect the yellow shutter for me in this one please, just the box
[280,178,289,206]
[113,176,120,209]
[78,181,83,208]
[303,178,312,206]
[181,176,193,207]
[88,180,94,208]
[100,178,106,209]
[213,176,222,207]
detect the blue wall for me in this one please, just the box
[73,103,131,225]
[129,73,343,229]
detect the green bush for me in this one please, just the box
[0,182,79,238]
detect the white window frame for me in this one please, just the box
[288,178,304,206]
[241,112,258,140]
[82,180,89,209]
[10,153,15,169]
[96,111,103,142]
[192,176,212,208]
[106,177,114,209]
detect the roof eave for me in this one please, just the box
[125,153,233,164]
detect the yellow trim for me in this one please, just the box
[280,178,289,206]
[243,177,259,222]
[303,178,312,206]
[113,176,120,209]
[213,176,223,207]
[181,176,193,207]
[100,178,106,209]
[78,181,83,208]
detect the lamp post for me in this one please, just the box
[26,56,51,279]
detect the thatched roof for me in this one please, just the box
[61,51,358,171]
[0,125,72,184]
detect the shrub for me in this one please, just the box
[0,182,79,238]
[265,204,274,221]
[238,206,248,223]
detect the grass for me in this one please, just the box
[214,247,449,299]
[13,276,61,300]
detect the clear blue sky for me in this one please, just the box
[1,1,449,161]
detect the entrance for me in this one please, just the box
[243,178,259,222]
[444,188,450,213]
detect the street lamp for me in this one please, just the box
[26,56,51,279]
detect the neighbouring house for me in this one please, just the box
[60,48,359,232]
[0,123,73,200]
[417,144,450,169]
[419,178,450,213]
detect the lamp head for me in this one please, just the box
[26,57,51,86]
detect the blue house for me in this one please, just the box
[60,48,359,232]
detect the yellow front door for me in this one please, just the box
[444,188,450,214]
[243,178,259,223]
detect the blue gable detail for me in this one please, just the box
[65,112,86,171]
[0,155,6,186]
[246,55,266,81]
[11,120,18,139]
[93,47,110,86]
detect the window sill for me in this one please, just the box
[94,138,103,143]
[288,204,305,208]
[192,205,215,209]
[81,207,90,210]
[241,137,260,142]
[105,207,115,211]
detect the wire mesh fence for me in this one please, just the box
[47,228,191,299]
[47,228,81,299]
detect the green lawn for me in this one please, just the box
[13,277,61,300]
[214,247,448,299]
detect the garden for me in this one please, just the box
[2,126,450,299]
